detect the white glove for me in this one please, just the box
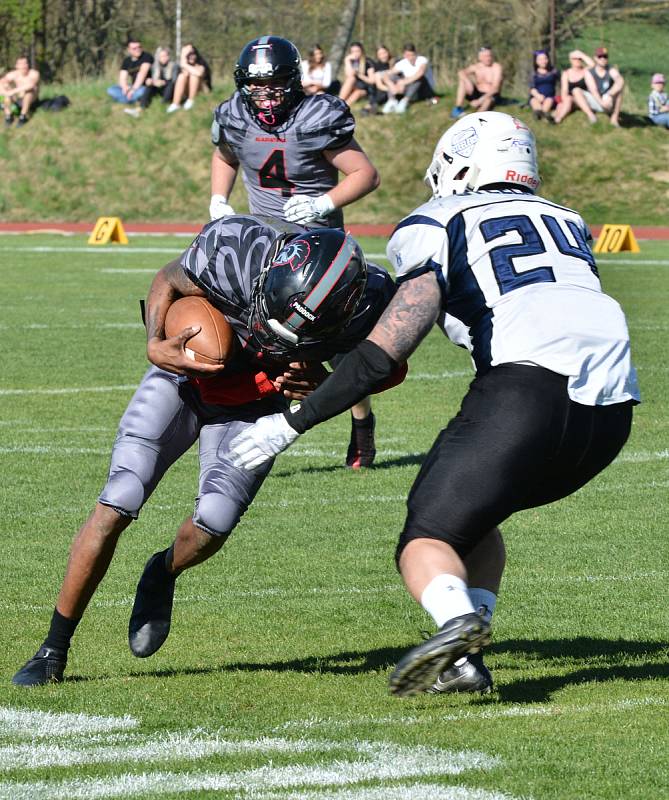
[230,412,301,471]
[283,193,335,225]
[209,194,235,220]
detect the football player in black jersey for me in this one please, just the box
[12,220,406,687]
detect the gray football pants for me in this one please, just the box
[99,366,287,536]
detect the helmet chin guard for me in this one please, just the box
[425,112,540,197]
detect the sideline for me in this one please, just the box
[1,221,669,239]
[0,222,397,238]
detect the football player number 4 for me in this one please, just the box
[259,150,295,197]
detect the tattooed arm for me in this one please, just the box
[367,271,441,363]
[145,259,224,377]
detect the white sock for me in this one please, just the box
[420,574,475,628]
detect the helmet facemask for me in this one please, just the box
[234,37,304,129]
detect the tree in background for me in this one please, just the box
[1,0,668,91]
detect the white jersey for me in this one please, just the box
[387,189,640,406]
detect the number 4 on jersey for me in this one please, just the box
[259,150,295,197]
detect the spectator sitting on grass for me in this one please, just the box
[582,46,624,127]
[552,50,595,125]
[529,49,558,123]
[450,45,503,119]
[648,73,669,129]
[167,44,210,113]
[107,38,153,118]
[380,42,436,114]
[141,46,178,109]
[339,42,376,107]
[301,45,334,95]
[363,45,394,114]
[1,55,40,127]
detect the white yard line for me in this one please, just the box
[277,696,668,733]
[0,385,136,396]
[246,788,517,800]
[2,245,669,264]
[7,571,666,614]
[596,258,669,265]
[0,742,500,800]
[0,246,184,254]
[0,780,515,800]
[0,322,143,330]
[0,707,138,738]
[0,734,347,770]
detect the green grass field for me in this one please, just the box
[1,234,668,800]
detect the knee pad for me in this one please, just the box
[98,470,147,519]
[193,492,243,537]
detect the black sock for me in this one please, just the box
[44,608,81,652]
[163,545,179,577]
[352,411,375,428]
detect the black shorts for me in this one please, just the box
[399,364,634,557]
[466,88,501,104]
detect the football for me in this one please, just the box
[164,296,236,365]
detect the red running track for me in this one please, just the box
[0,222,668,239]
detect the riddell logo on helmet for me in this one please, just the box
[505,170,539,188]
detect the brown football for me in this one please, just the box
[164,296,236,365]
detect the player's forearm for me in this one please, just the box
[146,270,180,342]
[286,340,398,434]
[146,260,202,341]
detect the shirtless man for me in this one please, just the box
[1,56,40,127]
[450,46,503,119]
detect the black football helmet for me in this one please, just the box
[234,36,304,128]
[249,229,368,359]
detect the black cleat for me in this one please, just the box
[4,115,13,127]
[345,412,376,469]
[128,550,176,658]
[427,652,493,694]
[16,115,28,127]
[12,645,67,686]
[389,612,491,697]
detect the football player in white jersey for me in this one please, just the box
[230,111,640,697]
[210,36,381,469]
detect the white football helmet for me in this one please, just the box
[424,111,540,197]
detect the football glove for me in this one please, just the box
[209,194,235,220]
[283,193,335,225]
[230,412,301,471]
